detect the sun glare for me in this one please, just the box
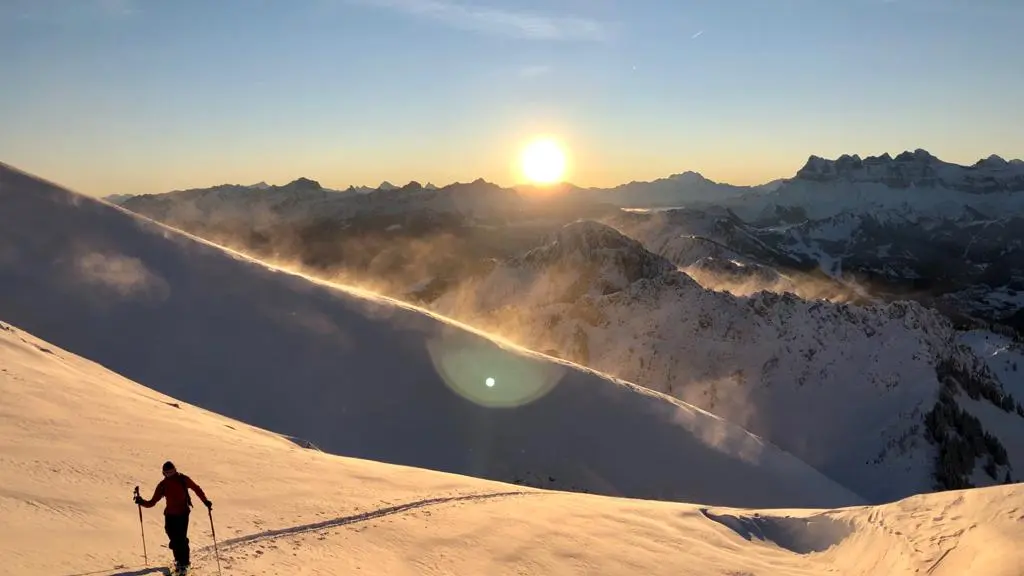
[520,138,567,185]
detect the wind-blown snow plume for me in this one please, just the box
[72,251,170,301]
[681,259,870,304]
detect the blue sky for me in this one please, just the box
[1,0,1022,195]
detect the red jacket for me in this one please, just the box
[140,473,208,516]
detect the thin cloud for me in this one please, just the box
[519,64,552,78]
[1,0,137,21]
[353,0,609,41]
[96,0,139,17]
[691,30,704,39]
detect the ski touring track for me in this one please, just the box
[68,490,540,576]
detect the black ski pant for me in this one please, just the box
[164,512,191,567]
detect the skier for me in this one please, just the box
[134,461,212,573]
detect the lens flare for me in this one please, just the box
[426,329,564,408]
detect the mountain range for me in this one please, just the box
[112,148,1024,333]
[5,152,1024,573]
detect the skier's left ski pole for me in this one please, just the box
[208,507,222,576]
[133,486,148,565]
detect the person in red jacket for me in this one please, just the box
[135,461,212,572]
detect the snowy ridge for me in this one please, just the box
[796,149,1024,193]
[606,207,813,271]
[123,176,531,228]
[120,168,765,221]
[3,320,1022,575]
[582,170,759,208]
[0,162,861,509]
[430,221,1024,502]
[728,150,1024,224]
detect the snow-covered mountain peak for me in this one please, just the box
[517,221,686,293]
[794,149,1024,193]
[974,154,1024,170]
[548,220,659,256]
[894,148,938,162]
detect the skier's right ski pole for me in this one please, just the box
[134,486,148,565]
[208,507,222,576]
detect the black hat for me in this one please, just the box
[162,461,176,472]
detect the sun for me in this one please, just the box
[520,138,567,185]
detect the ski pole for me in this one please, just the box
[134,486,148,565]
[208,507,222,576]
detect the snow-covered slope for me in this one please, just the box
[956,330,1024,482]
[3,320,1022,576]
[0,162,861,509]
[960,330,1024,400]
[429,221,1024,502]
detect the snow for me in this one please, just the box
[958,330,1024,401]
[956,332,1024,485]
[804,213,862,242]
[3,160,1024,573]
[3,320,1023,576]
[0,162,860,511]
[982,287,1024,311]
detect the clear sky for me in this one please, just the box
[1,0,1022,196]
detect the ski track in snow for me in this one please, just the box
[198,491,535,554]
[62,562,171,575]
